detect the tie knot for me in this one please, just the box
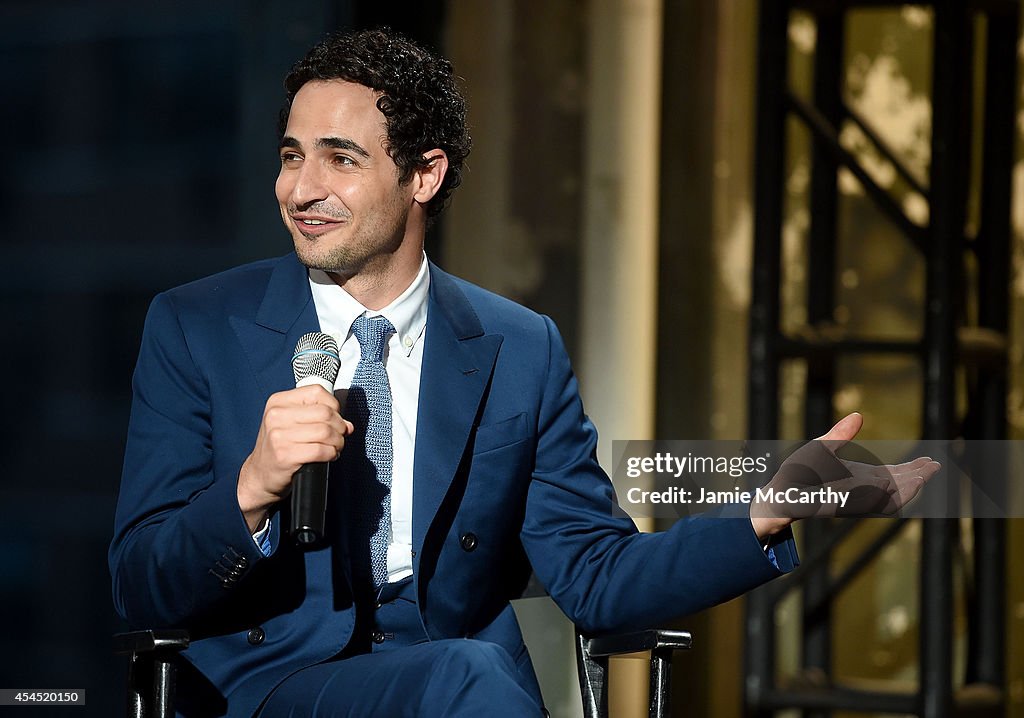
[351,315,394,361]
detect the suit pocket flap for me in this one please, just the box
[473,412,530,455]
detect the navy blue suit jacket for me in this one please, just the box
[109,252,797,717]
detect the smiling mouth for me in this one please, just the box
[291,216,345,237]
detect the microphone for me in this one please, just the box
[289,332,341,547]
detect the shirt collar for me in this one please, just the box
[308,254,429,357]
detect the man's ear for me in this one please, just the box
[412,150,449,205]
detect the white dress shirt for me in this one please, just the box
[306,255,429,583]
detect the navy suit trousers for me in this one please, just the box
[257,579,544,717]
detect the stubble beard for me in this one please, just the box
[289,197,410,278]
[295,237,366,276]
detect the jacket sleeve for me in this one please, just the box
[108,293,268,629]
[520,316,797,635]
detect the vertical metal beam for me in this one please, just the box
[920,517,956,718]
[749,3,788,442]
[804,4,843,424]
[974,1,1017,439]
[747,1,789,715]
[921,2,972,717]
[966,0,1018,691]
[924,3,969,438]
[802,10,845,717]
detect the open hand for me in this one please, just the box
[750,413,941,539]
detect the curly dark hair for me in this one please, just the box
[280,28,472,217]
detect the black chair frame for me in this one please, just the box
[116,626,691,718]
[576,629,693,718]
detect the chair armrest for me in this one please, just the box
[114,630,191,656]
[585,629,692,658]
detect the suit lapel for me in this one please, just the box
[412,265,503,554]
[229,253,321,398]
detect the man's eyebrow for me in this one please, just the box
[315,136,372,159]
[278,136,371,160]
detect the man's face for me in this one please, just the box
[275,80,415,275]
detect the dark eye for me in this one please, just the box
[280,152,302,164]
[334,154,356,166]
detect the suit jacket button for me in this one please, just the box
[460,533,478,552]
[371,630,385,644]
[247,627,265,646]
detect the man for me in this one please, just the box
[109,28,937,717]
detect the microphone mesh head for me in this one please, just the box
[292,332,341,385]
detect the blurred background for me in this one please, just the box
[1,1,1021,716]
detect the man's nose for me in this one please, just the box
[290,161,330,207]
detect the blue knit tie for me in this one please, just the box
[345,314,395,588]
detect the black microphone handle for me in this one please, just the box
[290,462,329,546]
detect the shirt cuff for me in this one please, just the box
[252,517,272,556]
